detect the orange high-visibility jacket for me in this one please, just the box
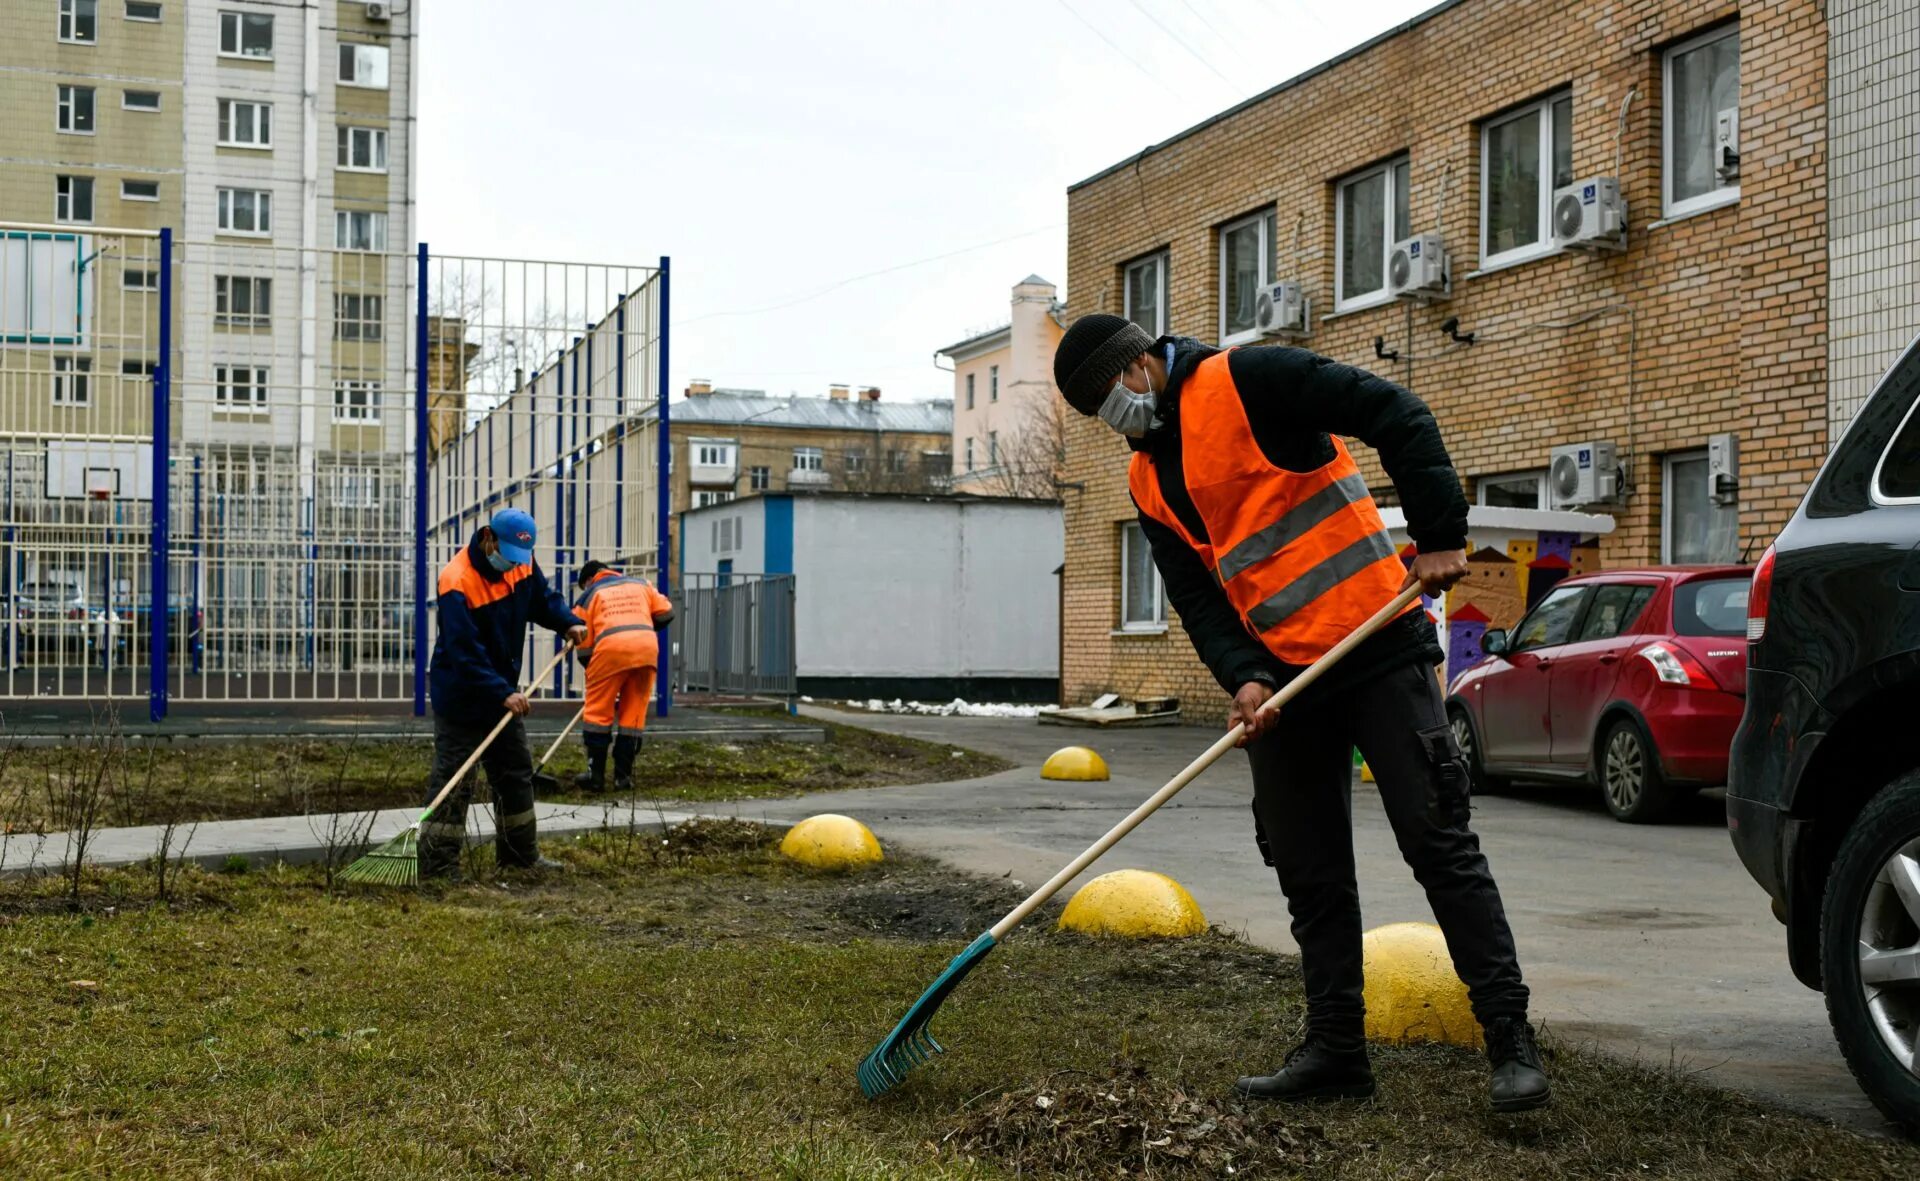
[1129,350,1414,666]
[574,569,674,667]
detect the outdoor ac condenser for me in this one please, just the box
[1552,177,1628,251]
[1254,280,1308,335]
[1548,440,1620,510]
[1387,233,1448,300]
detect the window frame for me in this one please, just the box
[1870,374,1920,506]
[214,274,272,328]
[214,363,269,415]
[337,42,391,89]
[218,10,273,59]
[216,186,272,236]
[791,446,823,473]
[1508,584,1592,653]
[124,1,161,21]
[1662,23,1741,220]
[1118,521,1167,632]
[1478,90,1573,270]
[1661,448,1739,564]
[1571,582,1658,643]
[1217,208,1273,346]
[55,175,94,224]
[692,441,736,468]
[989,364,999,403]
[119,178,159,202]
[332,292,384,341]
[217,97,273,149]
[748,465,770,491]
[1123,250,1168,338]
[58,0,97,44]
[57,84,96,135]
[964,372,974,410]
[1476,470,1548,508]
[122,267,159,291]
[334,210,388,252]
[332,379,382,424]
[121,88,160,111]
[1333,157,1411,313]
[964,436,975,472]
[691,490,736,509]
[53,355,93,405]
[335,125,389,173]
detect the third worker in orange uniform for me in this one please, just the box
[571,560,675,792]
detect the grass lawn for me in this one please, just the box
[1,823,1913,1179]
[0,718,1010,832]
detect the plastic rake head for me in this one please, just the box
[338,827,421,887]
[857,932,996,1099]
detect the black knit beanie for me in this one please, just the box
[1053,314,1156,415]
[575,559,610,587]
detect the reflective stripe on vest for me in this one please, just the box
[597,622,654,640]
[1128,350,1413,665]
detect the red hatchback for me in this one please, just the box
[1445,566,1752,823]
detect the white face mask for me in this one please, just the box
[1097,378,1159,438]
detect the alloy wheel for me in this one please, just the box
[1859,835,1920,1078]
[1450,713,1475,768]
[1603,727,1644,814]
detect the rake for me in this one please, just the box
[341,644,574,886]
[857,584,1424,1098]
[529,704,588,796]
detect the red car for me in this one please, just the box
[1445,566,1752,823]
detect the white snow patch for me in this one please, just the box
[855,698,1058,719]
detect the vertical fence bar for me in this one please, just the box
[149,228,173,723]
[412,242,430,717]
[655,256,672,716]
[614,300,625,554]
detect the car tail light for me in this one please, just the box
[1637,641,1718,689]
[1748,545,1776,643]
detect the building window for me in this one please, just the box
[791,446,823,472]
[217,98,272,148]
[1477,470,1547,509]
[1124,251,1167,337]
[989,365,999,402]
[335,125,388,172]
[124,1,161,20]
[1219,209,1274,344]
[218,10,271,57]
[217,186,272,235]
[887,450,908,474]
[987,432,998,466]
[1663,450,1738,563]
[1335,157,1411,311]
[338,43,390,89]
[1481,92,1572,267]
[964,437,975,472]
[122,267,158,291]
[122,89,160,110]
[55,175,94,223]
[749,465,770,490]
[59,0,96,43]
[1120,521,1165,630]
[53,356,92,404]
[333,380,381,423]
[57,85,95,133]
[333,292,383,340]
[692,490,735,509]
[214,275,271,328]
[845,448,867,474]
[1664,24,1740,218]
[215,364,268,414]
[121,359,155,379]
[693,441,735,466]
[121,179,159,202]
[334,210,388,252]
[965,372,975,410]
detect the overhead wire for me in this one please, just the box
[1053,0,1175,93]
[1124,0,1246,94]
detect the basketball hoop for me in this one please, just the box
[85,471,114,500]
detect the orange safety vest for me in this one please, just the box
[575,569,673,664]
[1128,350,1413,666]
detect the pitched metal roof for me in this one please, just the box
[650,391,953,434]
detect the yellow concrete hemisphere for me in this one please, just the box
[1361,921,1481,1047]
[1057,869,1208,938]
[779,814,884,870]
[1041,746,1110,781]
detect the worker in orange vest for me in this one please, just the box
[1052,315,1547,1113]
[571,561,674,792]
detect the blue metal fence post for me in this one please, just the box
[614,300,625,555]
[412,242,430,717]
[656,256,672,717]
[149,227,172,723]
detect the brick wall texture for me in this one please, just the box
[1060,0,1827,709]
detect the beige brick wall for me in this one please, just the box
[1060,0,1827,709]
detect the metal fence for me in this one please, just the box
[673,572,796,699]
[0,222,670,718]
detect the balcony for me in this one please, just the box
[786,468,830,488]
[689,460,737,487]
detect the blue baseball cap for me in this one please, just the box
[489,507,537,567]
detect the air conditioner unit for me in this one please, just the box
[1387,233,1448,300]
[1548,440,1620,509]
[1552,177,1628,251]
[365,2,392,21]
[1715,108,1740,182]
[1254,280,1308,335]
[1707,432,1739,506]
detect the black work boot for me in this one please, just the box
[1484,1016,1551,1112]
[612,734,640,793]
[572,733,610,793]
[1234,1037,1375,1102]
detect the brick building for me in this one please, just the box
[1059,0,1827,707]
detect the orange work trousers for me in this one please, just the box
[581,631,658,734]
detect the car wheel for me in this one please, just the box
[1598,718,1675,824]
[1821,771,1920,1135]
[1448,705,1506,795]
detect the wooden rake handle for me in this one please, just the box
[418,643,574,823]
[535,705,588,773]
[988,584,1425,940]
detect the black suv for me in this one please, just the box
[1729,335,1920,1133]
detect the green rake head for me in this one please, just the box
[338,827,421,887]
[857,932,996,1099]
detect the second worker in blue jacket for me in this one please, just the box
[422,507,586,879]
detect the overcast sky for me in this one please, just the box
[418,0,1439,403]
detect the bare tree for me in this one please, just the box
[969,397,1068,500]
[837,431,954,496]
[302,740,382,891]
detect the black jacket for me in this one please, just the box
[1132,337,1469,700]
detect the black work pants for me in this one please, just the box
[1249,658,1528,1045]
[419,712,540,877]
